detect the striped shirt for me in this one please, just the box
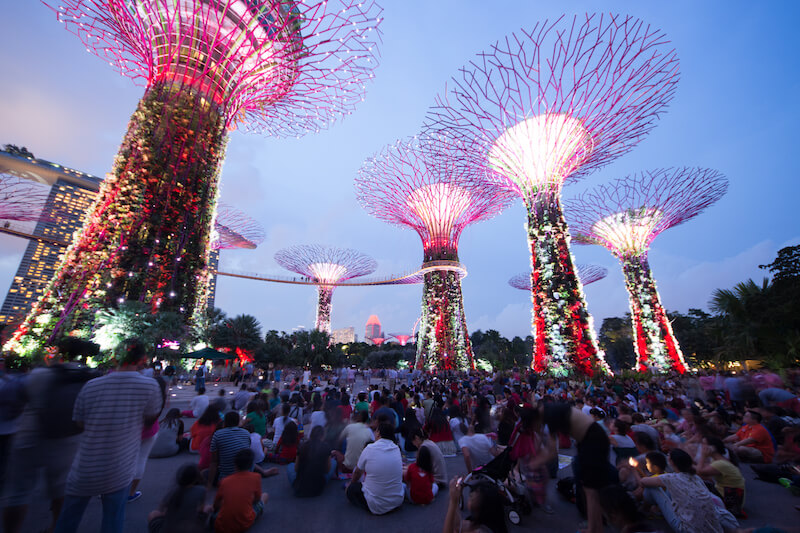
[210,427,251,480]
[66,371,162,495]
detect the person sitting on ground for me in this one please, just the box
[443,478,508,533]
[150,408,188,459]
[373,393,399,428]
[244,402,266,438]
[243,422,265,465]
[333,410,373,474]
[147,464,210,533]
[598,484,654,533]
[209,389,228,413]
[208,411,252,487]
[639,448,723,533]
[403,445,438,505]
[182,387,209,418]
[307,396,327,437]
[410,427,448,488]
[448,405,467,449]
[190,405,221,454]
[354,392,369,414]
[461,420,498,473]
[212,449,269,533]
[399,407,422,459]
[609,419,638,462]
[723,410,774,463]
[269,403,296,444]
[288,426,336,497]
[232,384,253,412]
[263,420,298,465]
[631,412,661,450]
[346,422,404,515]
[697,437,747,518]
[425,407,458,456]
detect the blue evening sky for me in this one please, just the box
[1,1,798,340]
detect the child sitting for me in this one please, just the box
[147,464,210,533]
[403,446,438,505]
[212,449,269,533]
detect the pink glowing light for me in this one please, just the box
[389,333,412,346]
[48,0,383,136]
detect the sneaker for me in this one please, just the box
[127,491,142,503]
[542,504,555,514]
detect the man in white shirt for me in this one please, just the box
[333,411,373,472]
[459,424,498,472]
[346,423,403,514]
[183,388,209,418]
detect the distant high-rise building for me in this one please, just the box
[0,150,224,324]
[331,326,356,344]
[365,314,382,344]
[0,152,102,324]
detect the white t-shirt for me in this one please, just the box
[356,438,404,514]
[449,417,466,448]
[190,394,210,418]
[250,432,265,463]
[460,433,494,468]
[308,410,327,437]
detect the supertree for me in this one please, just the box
[356,137,515,371]
[422,14,679,376]
[509,264,607,291]
[274,244,377,335]
[7,1,382,353]
[565,167,727,373]
[211,204,266,251]
[0,174,50,222]
[389,333,412,346]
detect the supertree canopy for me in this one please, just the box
[423,14,679,376]
[389,333,412,346]
[509,264,608,291]
[211,204,266,250]
[566,167,727,373]
[355,137,515,371]
[274,244,377,335]
[7,0,382,353]
[0,174,50,222]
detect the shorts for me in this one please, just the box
[575,422,612,489]
[3,436,80,506]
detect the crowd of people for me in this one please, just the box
[1,341,799,533]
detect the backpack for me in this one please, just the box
[195,366,204,378]
[40,365,99,439]
[0,374,27,421]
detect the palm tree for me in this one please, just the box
[92,301,153,351]
[214,314,263,355]
[709,278,771,364]
[190,307,227,347]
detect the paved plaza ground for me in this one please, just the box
[6,380,800,533]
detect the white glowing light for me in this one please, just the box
[489,113,593,193]
[308,262,348,284]
[592,207,663,254]
[405,183,471,242]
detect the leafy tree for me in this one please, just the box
[288,329,333,369]
[599,316,636,371]
[258,329,290,366]
[146,311,189,360]
[668,309,716,366]
[92,301,153,352]
[213,314,263,355]
[709,278,773,362]
[190,307,226,347]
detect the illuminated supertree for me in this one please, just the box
[356,137,514,371]
[274,244,377,335]
[0,174,50,222]
[389,333,412,346]
[566,167,727,373]
[211,204,266,251]
[509,264,607,291]
[423,14,679,376]
[8,1,382,352]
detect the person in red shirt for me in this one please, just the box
[403,446,438,504]
[724,410,774,463]
[212,449,268,533]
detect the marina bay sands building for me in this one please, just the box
[0,149,227,325]
[0,150,102,325]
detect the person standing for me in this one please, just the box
[195,361,207,392]
[53,339,162,533]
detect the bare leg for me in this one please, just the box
[584,487,603,533]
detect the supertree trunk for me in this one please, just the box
[315,285,334,334]
[527,192,600,377]
[415,267,473,371]
[621,255,687,373]
[12,83,226,346]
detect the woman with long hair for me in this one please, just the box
[443,478,508,533]
[404,445,438,504]
[263,420,299,465]
[425,408,457,456]
[149,408,187,458]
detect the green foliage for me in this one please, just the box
[213,314,263,353]
[469,329,529,370]
[599,316,636,371]
[92,301,153,351]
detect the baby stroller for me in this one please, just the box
[459,432,532,525]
